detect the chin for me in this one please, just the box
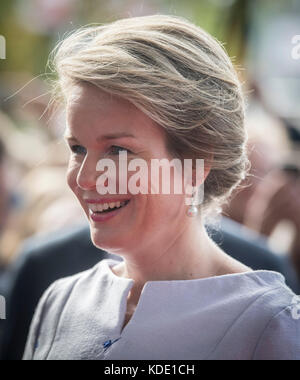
[90,226,131,253]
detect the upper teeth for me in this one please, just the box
[88,201,127,213]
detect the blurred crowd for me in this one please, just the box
[224,86,300,275]
[0,86,86,272]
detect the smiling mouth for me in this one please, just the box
[88,200,131,214]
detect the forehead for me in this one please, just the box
[65,83,166,142]
[67,83,125,112]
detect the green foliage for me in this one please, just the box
[0,0,248,76]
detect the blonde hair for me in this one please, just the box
[51,14,249,221]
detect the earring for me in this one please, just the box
[186,186,199,217]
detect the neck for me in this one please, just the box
[111,218,224,290]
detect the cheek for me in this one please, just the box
[135,162,186,221]
[144,193,185,226]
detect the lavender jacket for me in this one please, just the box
[23,258,300,360]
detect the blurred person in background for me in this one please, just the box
[0,162,85,266]
[224,94,300,280]
[0,81,85,267]
[0,138,10,241]
[223,93,291,227]
[0,123,19,276]
[0,134,15,350]
[0,106,86,358]
[245,163,300,278]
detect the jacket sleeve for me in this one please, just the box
[253,298,300,360]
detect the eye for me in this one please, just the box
[70,145,87,156]
[109,145,132,155]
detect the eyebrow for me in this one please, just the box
[64,132,136,142]
[98,133,136,141]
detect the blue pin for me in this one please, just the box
[103,340,112,349]
[103,338,121,352]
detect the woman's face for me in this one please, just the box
[65,83,189,253]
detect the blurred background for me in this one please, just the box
[0,0,300,359]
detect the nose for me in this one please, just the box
[76,155,98,191]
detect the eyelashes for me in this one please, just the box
[109,145,133,155]
[70,145,87,155]
[70,145,132,156]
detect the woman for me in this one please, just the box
[23,15,300,360]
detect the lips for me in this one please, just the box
[85,198,131,222]
[83,197,131,205]
[88,200,129,213]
